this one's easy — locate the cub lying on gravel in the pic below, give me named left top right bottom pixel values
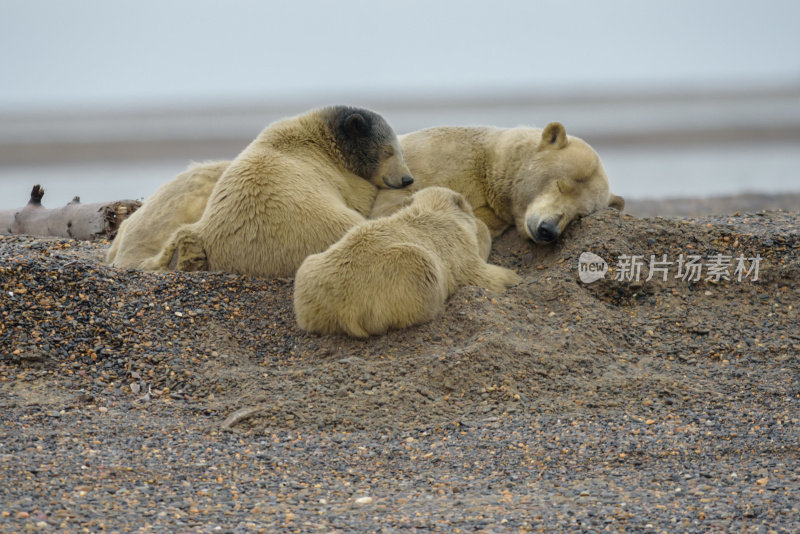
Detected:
left=294, top=187, right=521, bottom=337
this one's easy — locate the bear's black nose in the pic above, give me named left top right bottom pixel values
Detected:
left=401, top=175, right=414, bottom=187
left=535, top=221, right=558, bottom=243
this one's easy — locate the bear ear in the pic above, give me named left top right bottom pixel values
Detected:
left=539, top=122, right=568, bottom=150
left=451, top=192, right=472, bottom=213
left=343, top=113, right=370, bottom=139
left=608, top=194, right=625, bottom=211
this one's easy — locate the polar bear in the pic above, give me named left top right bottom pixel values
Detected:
left=294, top=187, right=521, bottom=338
left=105, top=160, right=229, bottom=269
left=370, top=122, right=624, bottom=244
left=152, top=106, right=413, bottom=277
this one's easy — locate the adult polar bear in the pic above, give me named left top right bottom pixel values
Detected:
left=371, top=122, right=624, bottom=243
left=152, top=105, right=413, bottom=277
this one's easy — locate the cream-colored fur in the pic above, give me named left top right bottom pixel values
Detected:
left=108, top=122, right=619, bottom=267
left=371, top=123, right=624, bottom=244
left=152, top=106, right=412, bottom=277
left=294, top=187, right=521, bottom=338
left=105, top=160, right=228, bottom=269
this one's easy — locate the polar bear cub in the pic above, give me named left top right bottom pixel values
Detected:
left=294, top=187, right=521, bottom=337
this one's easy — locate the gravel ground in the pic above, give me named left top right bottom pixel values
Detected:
left=1, top=199, right=799, bottom=532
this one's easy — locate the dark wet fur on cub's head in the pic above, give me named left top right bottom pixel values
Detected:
left=322, top=106, right=398, bottom=180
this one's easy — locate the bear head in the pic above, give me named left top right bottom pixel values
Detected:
left=409, top=186, right=476, bottom=217
left=406, top=187, right=485, bottom=250
left=510, top=122, right=624, bottom=244
left=327, top=106, right=414, bottom=190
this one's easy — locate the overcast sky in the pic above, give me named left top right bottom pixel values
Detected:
left=1, top=0, right=799, bottom=112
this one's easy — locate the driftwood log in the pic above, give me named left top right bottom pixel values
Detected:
left=0, top=185, right=141, bottom=241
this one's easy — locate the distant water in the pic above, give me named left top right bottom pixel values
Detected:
left=1, top=142, right=798, bottom=211
left=600, top=141, right=800, bottom=199
left=1, top=88, right=798, bottom=210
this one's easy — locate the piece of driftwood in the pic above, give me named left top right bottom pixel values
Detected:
left=0, top=185, right=141, bottom=240
left=220, top=406, right=264, bottom=430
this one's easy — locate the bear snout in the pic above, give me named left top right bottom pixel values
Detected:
left=384, top=174, right=414, bottom=189
left=528, top=218, right=559, bottom=244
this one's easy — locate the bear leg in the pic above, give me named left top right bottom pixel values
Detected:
left=144, top=226, right=207, bottom=272
left=474, top=219, right=493, bottom=261
left=171, top=232, right=207, bottom=271
left=473, top=206, right=511, bottom=238
left=369, top=189, right=414, bottom=219
left=472, top=263, right=522, bottom=293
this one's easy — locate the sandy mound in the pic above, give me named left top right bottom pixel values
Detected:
left=2, top=209, right=798, bottom=433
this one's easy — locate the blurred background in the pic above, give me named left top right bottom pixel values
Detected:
left=1, top=0, right=798, bottom=213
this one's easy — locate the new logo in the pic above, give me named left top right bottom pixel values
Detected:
left=578, top=252, right=608, bottom=283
